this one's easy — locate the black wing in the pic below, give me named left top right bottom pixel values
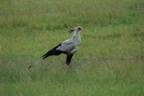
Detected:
left=42, top=43, right=65, bottom=59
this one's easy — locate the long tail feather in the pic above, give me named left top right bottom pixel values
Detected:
left=28, top=59, right=43, bottom=69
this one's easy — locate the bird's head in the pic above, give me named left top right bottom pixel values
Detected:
left=69, top=26, right=83, bottom=33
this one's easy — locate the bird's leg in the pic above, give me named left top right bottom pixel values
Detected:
left=66, top=53, right=73, bottom=65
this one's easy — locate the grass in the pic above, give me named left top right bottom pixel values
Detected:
left=0, top=0, right=144, bottom=96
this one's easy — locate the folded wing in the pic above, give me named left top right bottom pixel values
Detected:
left=42, top=43, right=64, bottom=59
left=56, top=39, right=75, bottom=53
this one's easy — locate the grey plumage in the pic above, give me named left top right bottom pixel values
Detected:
left=42, top=26, right=83, bottom=65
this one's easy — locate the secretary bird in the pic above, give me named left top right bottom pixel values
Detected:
left=42, top=26, right=83, bottom=65
left=28, top=26, right=83, bottom=68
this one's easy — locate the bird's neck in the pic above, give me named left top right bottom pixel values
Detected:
left=72, top=31, right=81, bottom=43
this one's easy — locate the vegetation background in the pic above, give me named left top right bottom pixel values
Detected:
left=0, top=0, right=144, bottom=96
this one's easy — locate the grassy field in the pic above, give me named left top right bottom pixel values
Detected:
left=0, top=0, right=144, bottom=96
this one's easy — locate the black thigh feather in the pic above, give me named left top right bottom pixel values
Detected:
left=66, top=54, right=73, bottom=65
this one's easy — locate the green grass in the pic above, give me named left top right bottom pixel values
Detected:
left=0, top=0, right=144, bottom=96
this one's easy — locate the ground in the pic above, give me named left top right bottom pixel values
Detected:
left=0, top=0, right=144, bottom=96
